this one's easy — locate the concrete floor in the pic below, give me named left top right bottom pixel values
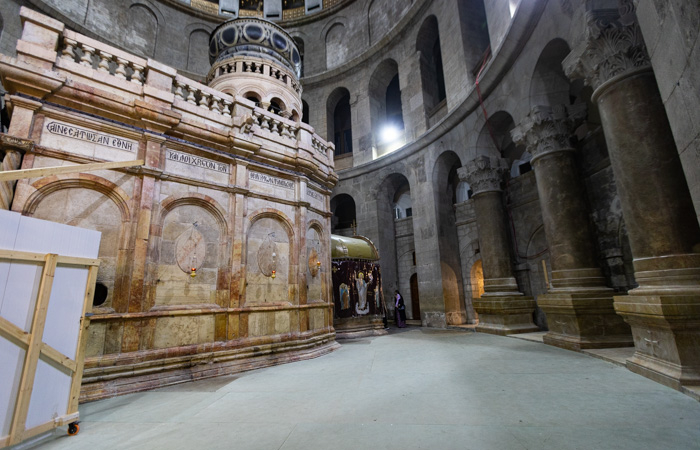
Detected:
left=31, top=328, right=700, bottom=450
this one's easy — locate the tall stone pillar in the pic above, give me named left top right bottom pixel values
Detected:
left=564, top=5, right=700, bottom=387
left=512, top=104, right=632, bottom=350
left=458, top=156, right=538, bottom=335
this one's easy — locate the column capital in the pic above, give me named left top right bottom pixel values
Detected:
left=563, top=3, right=650, bottom=93
left=458, top=156, right=508, bottom=196
left=511, top=104, right=586, bottom=163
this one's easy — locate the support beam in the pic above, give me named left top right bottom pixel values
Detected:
left=0, top=159, right=144, bottom=182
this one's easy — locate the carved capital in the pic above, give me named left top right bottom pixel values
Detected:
left=458, top=156, right=508, bottom=196
left=511, top=104, right=586, bottom=163
left=563, top=5, right=650, bottom=92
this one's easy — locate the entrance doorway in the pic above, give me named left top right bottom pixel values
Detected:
left=410, top=273, right=420, bottom=321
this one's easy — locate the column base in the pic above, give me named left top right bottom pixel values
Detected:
left=614, top=289, right=700, bottom=389
left=538, top=289, right=633, bottom=351
left=474, top=295, right=539, bottom=336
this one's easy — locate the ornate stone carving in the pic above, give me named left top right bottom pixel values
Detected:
left=563, top=5, right=651, bottom=92
left=511, top=104, right=587, bottom=163
left=457, top=156, right=508, bottom=196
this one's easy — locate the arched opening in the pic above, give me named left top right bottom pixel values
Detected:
left=327, top=87, right=353, bottom=158
left=470, top=260, right=484, bottom=300
left=302, top=100, right=310, bottom=124
left=377, top=173, right=417, bottom=321
left=433, top=151, right=468, bottom=325
left=476, top=111, right=528, bottom=177
left=410, top=273, right=420, bottom=322
left=458, top=0, right=491, bottom=75
left=530, top=39, right=572, bottom=107
left=416, top=16, right=447, bottom=123
left=330, top=194, right=356, bottom=235
left=244, top=91, right=261, bottom=106
left=369, top=59, right=404, bottom=157
left=268, top=97, right=285, bottom=115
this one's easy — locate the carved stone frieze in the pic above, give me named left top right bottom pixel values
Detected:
left=458, top=156, right=508, bottom=196
left=563, top=5, right=651, bottom=92
left=511, top=104, right=587, bottom=163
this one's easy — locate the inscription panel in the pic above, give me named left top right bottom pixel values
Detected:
left=248, top=171, right=296, bottom=201
left=40, top=119, right=138, bottom=161
left=164, top=149, right=230, bottom=184
left=306, top=188, right=324, bottom=210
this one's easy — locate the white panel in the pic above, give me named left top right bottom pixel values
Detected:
left=14, top=215, right=100, bottom=258
left=305, top=0, right=322, bottom=13
left=264, top=0, right=282, bottom=20
left=0, top=210, right=21, bottom=316
left=219, top=0, right=238, bottom=17
left=0, top=261, right=43, bottom=332
left=43, top=266, right=89, bottom=359
left=25, top=359, right=72, bottom=430
left=0, top=337, right=25, bottom=438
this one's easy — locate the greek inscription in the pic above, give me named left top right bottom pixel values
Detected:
left=249, top=171, right=294, bottom=190
left=46, top=121, right=135, bottom=152
left=306, top=189, right=323, bottom=202
left=166, top=150, right=229, bottom=173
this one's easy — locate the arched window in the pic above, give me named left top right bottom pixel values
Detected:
left=302, top=100, right=310, bottom=125
left=458, top=0, right=491, bottom=75
left=369, top=60, right=404, bottom=155
left=268, top=97, right=285, bottom=115
left=416, top=16, right=447, bottom=118
left=327, top=88, right=353, bottom=157
left=386, top=74, right=403, bottom=130
left=330, top=194, right=356, bottom=233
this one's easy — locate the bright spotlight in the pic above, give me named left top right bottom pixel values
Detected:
left=380, top=125, right=400, bottom=143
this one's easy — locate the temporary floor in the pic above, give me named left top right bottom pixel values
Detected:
left=27, top=328, right=700, bottom=450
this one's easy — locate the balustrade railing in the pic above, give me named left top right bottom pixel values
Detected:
left=173, top=75, right=234, bottom=118
left=208, top=57, right=302, bottom=96
left=60, top=30, right=146, bottom=85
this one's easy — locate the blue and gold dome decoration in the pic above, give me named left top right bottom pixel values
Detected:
left=209, top=18, right=301, bottom=78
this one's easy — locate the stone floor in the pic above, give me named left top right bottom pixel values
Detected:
left=27, top=328, right=700, bottom=450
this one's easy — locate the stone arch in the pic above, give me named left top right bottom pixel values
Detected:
left=187, top=28, right=211, bottom=73
left=529, top=38, right=573, bottom=108
left=432, top=150, right=468, bottom=325
left=324, top=20, right=348, bottom=70
left=475, top=110, right=524, bottom=164
left=326, top=86, right=352, bottom=156
left=376, top=172, right=414, bottom=317
left=153, top=194, right=229, bottom=309
left=21, top=175, right=132, bottom=353
left=243, top=209, right=296, bottom=306
left=330, top=193, right=356, bottom=234
left=125, top=2, right=160, bottom=58
left=305, top=220, right=326, bottom=303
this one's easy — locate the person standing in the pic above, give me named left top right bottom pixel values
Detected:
left=395, top=290, right=406, bottom=328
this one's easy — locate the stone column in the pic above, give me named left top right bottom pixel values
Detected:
left=564, top=5, right=700, bottom=388
left=511, top=104, right=632, bottom=350
left=0, top=135, right=34, bottom=210
left=458, top=156, right=537, bottom=335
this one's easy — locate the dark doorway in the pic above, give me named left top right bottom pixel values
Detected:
left=410, top=273, right=420, bottom=322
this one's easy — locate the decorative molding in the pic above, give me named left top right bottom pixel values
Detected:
left=511, top=104, right=587, bottom=163
left=458, top=156, right=508, bottom=196
left=563, top=6, right=650, bottom=92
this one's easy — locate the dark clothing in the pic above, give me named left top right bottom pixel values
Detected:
left=395, top=294, right=406, bottom=328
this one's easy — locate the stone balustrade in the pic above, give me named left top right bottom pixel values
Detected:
left=251, top=108, right=299, bottom=140
left=208, top=56, right=303, bottom=96
left=173, top=74, right=234, bottom=118
left=60, top=30, right=147, bottom=85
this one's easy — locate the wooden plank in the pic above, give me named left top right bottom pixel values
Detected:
left=67, top=265, right=99, bottom=415
left=40, top=343, right=77, bottom=373
left=0, top=159, right=144, bottom=182
left=56, top=255, right=101, bottom=267
left=0, top=316, right=30, bottom=348
left=8, top=254, right=58, bottom=446
left=0, top=249, right=46, bottom=263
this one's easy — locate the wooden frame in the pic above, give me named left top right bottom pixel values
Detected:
left=0, top=250, right=99, bottom=448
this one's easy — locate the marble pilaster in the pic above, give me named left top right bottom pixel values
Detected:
left=564, top=4, right=700, bottom=387
left=512, top=104, right=632, bottom=350
left=458, top=156, right=538, bottom=335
